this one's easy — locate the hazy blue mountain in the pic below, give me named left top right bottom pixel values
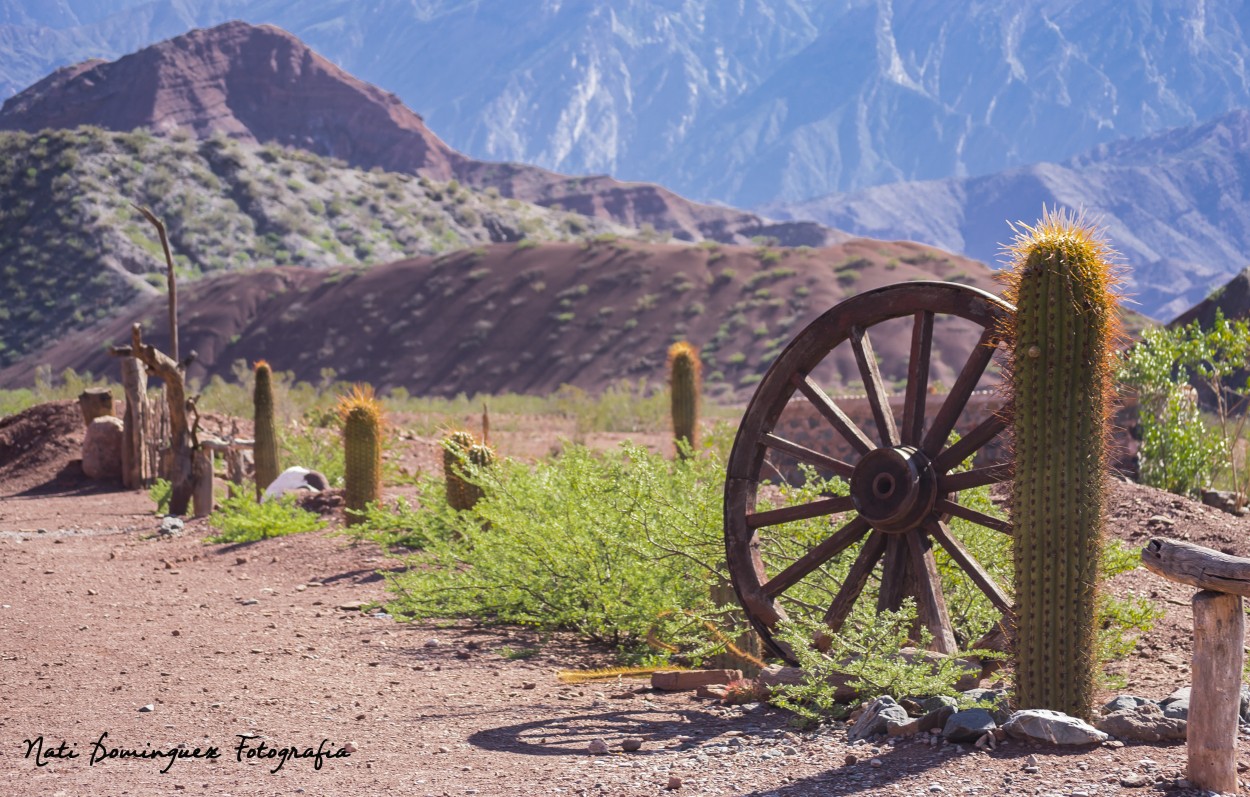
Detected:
left=5, top=1, right=1250, bottom=207
left=766, top=110, right=1250, bottom=321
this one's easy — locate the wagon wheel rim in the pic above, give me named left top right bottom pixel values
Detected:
left=724, top=281, right=1016, bottom=664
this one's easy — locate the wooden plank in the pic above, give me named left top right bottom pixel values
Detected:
left=921, top=327, right=998, bottom=455
left=823, top=531, right=888, bottom=631
left=901, top=311, right=934, bottom=446
left=941, top=462, right=1012, bottom=493
left=936, top=498, right=1013, bottom=535
left=1188, top=590, right=1244, bottom=794
left=927, top=520, right=1013, bottom=614
left=906, top=530, right=958, bottom=654
left=747, top=495, right=855, bottom=530
left=762, top=433, right=855, bottom=479
left=791, top=373, right=875, bottom=456
left=850, top=325, right=900, bottom=447
left=1141, top=538, right=1250, bottom=597
left=933, top=409, right=1009, bottom=473
left=762, top=515, right=870, bottom=598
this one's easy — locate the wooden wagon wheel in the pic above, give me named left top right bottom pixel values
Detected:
left=724, top=281, right=1015, bottom=664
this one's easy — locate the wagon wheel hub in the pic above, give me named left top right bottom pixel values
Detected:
left=849, top=446, right=936, bottom=533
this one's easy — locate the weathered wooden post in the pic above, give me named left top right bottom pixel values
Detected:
left=1141, top=538, right=1249, bottom=794
left=191, top=447, right=214, bottom=518
left=120, top=357, right=149, bottom=489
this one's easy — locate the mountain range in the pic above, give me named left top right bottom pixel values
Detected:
left=5, top=1, right=1250, bottom=208
left=766, top=109, right=1250, bottom=320
left=0, top=20, right=839, bottom=248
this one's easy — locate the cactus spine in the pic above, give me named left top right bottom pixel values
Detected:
left=252, top=360, right=280, bottom=500
left=667, top=341, right=701, bottom=458
left=443, top=430, right=493, bottom=510
left=1003, top=208, right=1121, bottom=720
left=338, top=385, right=384, bottom=525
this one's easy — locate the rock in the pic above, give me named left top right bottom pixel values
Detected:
left=1095, top=702, right=1187, bottom=742
left=82, top=416, right=124, bottom=480
left=78, top=387, right=115, bottom=425
left=1159, top=686, right=1191, bottom=720
left=844, top=753, right=858, bottom=765
left=1003, top=709, right=1108, bottom=745
left=1119, top=773, right=1149, bottom=788
left=1201, top=488, right=1245, bottom=515
left=696, top=684, right=729, bottom=699
left=651, top=669, right=741, bottom=691
left=921, top=695, right=959, bottom=713
left=159, top=516, right=184, bottom=536
left=587, top=739, right=609, bottom=755
left=423, top=638, right=440, bottom=647
left=869, top=758, right=883, bottom=768
left=849, top=696, right=910, bottom=742
left=1101, top=695, right=1154, bottom=715
left=338, top=600, right=367, bottom=611
left=890, top=704, right=956, bottom=737
left=138, top=704, right=155, bottom=712
left=943, top=708, right=997, bottom=743
left=343, top=741, right=357, bottom=753
left=960, top=687, right=1012, bottom=723
left=621, top=738, right=643, bottom=752
left=665, top=775, right=682, bottom=790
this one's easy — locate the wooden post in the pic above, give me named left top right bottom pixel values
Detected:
left=192, top=448, right=214, bottom=519
left=1189, top=590, right=1244, bottom=794
left=110, top=324, right=194, bottom=515
left=78, top=387, right=114, bottom=426
left=120, top=358, right=149, bottom=489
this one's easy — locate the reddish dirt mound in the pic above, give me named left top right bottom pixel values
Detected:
left=0, top=400, right=84, bottom=492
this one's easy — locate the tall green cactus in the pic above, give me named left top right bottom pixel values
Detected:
left=338, top=385, right=383, bottom=525
left=1003, top=208, right=1122, bottom=720
left=252, top=360, right=280, bottom=500
left=443, top=430, right=493, bottom=510
left=668, top=341, right=701, bottom=459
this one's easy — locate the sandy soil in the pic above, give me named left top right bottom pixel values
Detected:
left=1, top=401, right=1248, bottom=796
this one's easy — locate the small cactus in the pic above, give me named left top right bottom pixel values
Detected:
left=443, top=431, right=493, bottom=510
left=667, top=341, right=701, bottom=458
left=1001, top=208, right=1122, bottom=720
left=337, top=385, right=384, bottom=525
left=252, top=360, right=280, bottom=500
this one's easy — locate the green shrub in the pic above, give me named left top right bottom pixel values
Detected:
left=206, top=493, right=322, bottom=543
left=384, top=444, right=732, bottom=653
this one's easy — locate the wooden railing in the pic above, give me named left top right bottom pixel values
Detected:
left=1141, top=538, right=1248, bottom=793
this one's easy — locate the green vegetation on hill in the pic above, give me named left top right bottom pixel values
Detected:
left=0, top=126, right=622, bottom=367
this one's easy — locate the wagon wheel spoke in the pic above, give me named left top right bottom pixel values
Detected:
left=746, top=495, right=855, bottom=530
left=876, top=536, right=911, bottom=612
left=921, top=327, right=999, bottom=456
left=791, top=373, right=875, bottom=456
left=762, top=433, right=856, bottom=480
left=906, top=529, right=957, bottom=654
left=851, top=325, right=900, bottom=448
left=926, top=519, right=1013, bottom=615
left=901, top=311, right=934, bottom=446
left=933, top=408, right=1011, bottom=473
left=935, top=497, right=1013, bottom=535
left=823, top=530, right=888, bottom=632
left=940, top=462, right=1012, bottom=493
left=762, top=515, right=870, bottom=598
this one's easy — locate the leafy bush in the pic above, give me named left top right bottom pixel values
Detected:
left=384, top=444, right=732, bottom=654
left=206, top=493, right=322, bottom=543
left=1117, top=313, right=1249, bottom=498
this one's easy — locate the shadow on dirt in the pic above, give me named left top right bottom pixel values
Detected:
left=12, top=460, right=123, bottom=498
left=466, top=706, right=783, bottom=757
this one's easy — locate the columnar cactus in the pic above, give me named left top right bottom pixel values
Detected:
left=337, top=385, right=384, bottom=525
left=1002, top=208, right=1122, bottom=720
left=252, top=360, right=280, bottom=500
left=443, top=430, right=493, bottom=510
left=667, top=341, right=701, bottom=458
